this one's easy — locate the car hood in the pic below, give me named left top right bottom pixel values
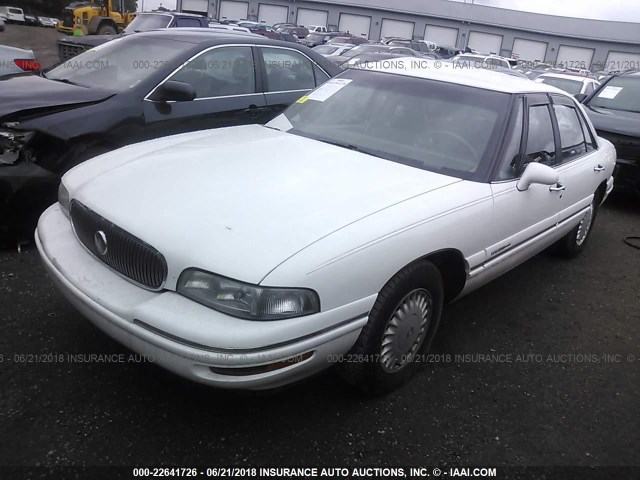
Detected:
left=58, top=35, right=118, bottom=48
left=68, top=125, right=461, bottom=285
left=0, top=75, right=114, bottom=120
left=584, top=104, right=640, bottom=138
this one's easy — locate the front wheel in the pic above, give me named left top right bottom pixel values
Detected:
left=338, top=261, right=444, bottom=394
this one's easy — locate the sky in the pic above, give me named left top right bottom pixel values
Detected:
left=138, top=0, right=640, bottom=22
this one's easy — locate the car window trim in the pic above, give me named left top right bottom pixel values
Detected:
left=490, top=94, right=525, bottom=183
left=144, top=44, right=260, bottom=103
left=516, top=94, right=559, bottom=173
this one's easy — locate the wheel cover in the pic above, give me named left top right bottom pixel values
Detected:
left=380, top=289, right=432, bottom=374
left=576, top=203, right=594, bottom=246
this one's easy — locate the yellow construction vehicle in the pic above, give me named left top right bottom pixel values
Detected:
left=56, top=0, right=136, bottom=36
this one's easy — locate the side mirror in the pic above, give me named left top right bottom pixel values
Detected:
left=517, top=162, right=559, bottom=191
left=574, top=93, right=588, bottom=103
left=155, top=80, right=196, bottom=102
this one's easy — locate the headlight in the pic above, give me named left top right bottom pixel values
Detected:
left=177, top=269, right=320, bottom=320
left=58, top=182, right=70, bottom=217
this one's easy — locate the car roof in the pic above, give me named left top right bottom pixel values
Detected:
left=368, top=58, right=572, bottom=95
left=137, top=28, right=265, bottom=42
left=537, top=72, right=590, bottom=82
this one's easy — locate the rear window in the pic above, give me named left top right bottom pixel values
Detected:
left=537, top=77, right=582, bottom=95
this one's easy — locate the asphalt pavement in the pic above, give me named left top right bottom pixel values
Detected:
left=0, top=194, right=638, bottom=469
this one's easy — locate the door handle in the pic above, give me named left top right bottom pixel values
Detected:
left=593, top=165, right=605, bottom=172
left=549, top=182, right=566, bottom=192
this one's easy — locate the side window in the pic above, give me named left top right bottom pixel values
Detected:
left=577, top=108, right=596, bottom=152
left=175, top=18, right=202, bottom=27
left=313, top=63, right=330, bottom=86
left=261, top=48, right=315, bottom=92
left=553, top=104, right=587, bottom=162
left=168, top=46, right=255, bottom=99
left=496, top=98, right=523, bottom=180
left=524, top=104, right=556, bottom=167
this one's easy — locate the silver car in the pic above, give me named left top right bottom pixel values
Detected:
left=0, top=45, right=39, bottom=78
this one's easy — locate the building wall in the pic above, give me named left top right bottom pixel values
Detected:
left=181, top=0, right=640, bottom=70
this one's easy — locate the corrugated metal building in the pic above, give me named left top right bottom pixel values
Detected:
left=176, top=0, right=640, bottom=71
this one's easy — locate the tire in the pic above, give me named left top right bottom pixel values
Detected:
left=97, top=24, right=116, bottom=35
left=338, top=261, right=444, bottom=394
left=555, top=193, right=600, bottom=258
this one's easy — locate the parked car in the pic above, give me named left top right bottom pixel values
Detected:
left=23, top=14, right=40, bottom=26
left=581, top=70, right=640, bottom=196
left=307, top=25, right=327, bottom=33
left=208, top=23, right=251, bottom=34
left=312, top=43, right=355, bottom=57
left=0, top=17, right=4, bottom=31
left=277, top=25, right=309, bottom=39
left=535, top=73, right=600, bottom=99
left=36, top=64, right=615, bottom=393
left=0, top=30, right=341, bottom=239
left=343, top=52, right=428, bottom=69
left=272, top=22, right=294, bottom=30
left=0, top=45, right=39, bottom=78
left=452, top=53, right=516, bottom=69
left=37, top=16, right=57, bottom=28
left=331, top=44, right=422, bottom=67
left=57, top=12, right=212, bottom=61
left=385, top=38, right=436, bottom=54
left=0, top=5, right=25, bottom=24
left=326, top=35, right=368, bottom=46
left=432, top=45, right=462, bottom=59
left=300, top=32, right=344, bottom=48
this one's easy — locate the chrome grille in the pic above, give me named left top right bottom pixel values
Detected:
left=58, top=42, right=87, bottom=61
left=70, top=200, right=167, bottom=290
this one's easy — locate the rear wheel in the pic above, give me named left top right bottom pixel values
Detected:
left=338, top=261, right=444, bottom=394
left=555, top=194, right=600, bottom=258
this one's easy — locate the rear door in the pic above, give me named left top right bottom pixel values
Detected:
left=549, top=94, right=604, bottom=222
left=257, top=46, right=331, bottom=118
left=143, top=45, right=269, bottom=139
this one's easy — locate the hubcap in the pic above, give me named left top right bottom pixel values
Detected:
left=380, top=289, right=432, bottom=374
left=576, top=204, right=594, bottom=246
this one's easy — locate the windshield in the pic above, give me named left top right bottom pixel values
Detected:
left=588, top=76, right=640, bottom=113
left=123, top=13, right=172, bottom=33
left=537, top=76, right=582, bottom=95
left=268, top=70, right=509, bottom=179
left=46, top=36, right=188, bottom=92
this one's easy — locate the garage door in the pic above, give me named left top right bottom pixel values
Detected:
left=512, top=38, right=547, bottom=62
left=181, top=0, right=208, bottom=15
left=258, top=4, right=288, bottom=25
left=219, top=0, right=248, bottom=21
left=424, top=25, right=458, bottom=47
left=296, top=8, right=327, bottom=29
left=605, top=51, right=640, bottom=72
left=468, top=31, right=502, bottom=55
left=556, top=45, right=594, bottom=70
left=339, top=13, right=371, bottom=39
left=380, top=19, right=414, bottom=40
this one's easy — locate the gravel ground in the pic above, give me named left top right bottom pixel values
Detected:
left=1, top=23, right=64, bottom=68
left=0, top=194, right=638, bottom=471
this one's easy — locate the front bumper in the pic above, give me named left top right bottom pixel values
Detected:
left=36, top=204, right=372, bottom=390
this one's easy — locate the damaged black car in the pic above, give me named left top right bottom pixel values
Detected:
left=0, top=29, right=340, bottom=242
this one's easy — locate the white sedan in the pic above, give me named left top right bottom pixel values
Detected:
left=36, top=62, right=616, bottom=393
